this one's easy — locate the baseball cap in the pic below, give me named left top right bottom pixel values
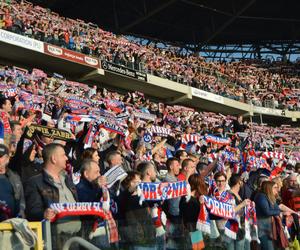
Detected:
left=0, top=144, right=9, bottom=157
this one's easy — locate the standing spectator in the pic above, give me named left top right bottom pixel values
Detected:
left=137, top=161, right=157, bottom=183
left=10, top=121, right=23, bottom=142
left=179, top=174, right=207, bottom=249
left=175, top=150, right=188, bottom=165
left=118, top=171, right=156, bottom=249
left=163, top=157, right=185, bottom=249
left=105, top=151, right=123, bottom=172
left=282, top=173, right=299, bottom=208
left=76, top=159, right=110, bottom=249
left=0, top=144, right=25, bottom=221
left=0, top=96, right=12, bottom=113
left=81, top=147, right=100, bottom=164
left=177, top=158, right=196, bottom=181
left=211, top=171, right=250, bottom=249
left=138, top=161, right=166, bottom=250
left=228, top=174, right=248, bottom=250
left=24, top=143, right=81, bottom=250
left=254, top=181, right=292, bottom=250
left=163, top=158, right=181, bottom=216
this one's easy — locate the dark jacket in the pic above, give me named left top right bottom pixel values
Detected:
left=254, top=192, right=280, bottom=218
left=0, top=169, right=25, bottom=220
left=6, top=169, right=25, bottom=213
left=76, top=178, right=102, bottom=203
left=76, top=177, right=103, bottom=238
left=179, top=196, right=200, bottom=232
left=24, top=170, right=78, bottom=221
left=118, top=190, right=156, bottom=246
left=9, top=129, right=42, bottom=183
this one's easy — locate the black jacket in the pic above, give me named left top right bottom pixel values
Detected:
left=24, top=170, right=78, bottom=221
left=9, top=128, right=42, bottom=183
left=117, top=190, right=156, bottom=246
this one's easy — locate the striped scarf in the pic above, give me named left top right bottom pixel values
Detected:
left=245, top=202, right=260, bottom=243
left=262, top=151, right=285, bottom=160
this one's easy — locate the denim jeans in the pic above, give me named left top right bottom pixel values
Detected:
left=259, top=235, right=274, bottom=250
left=226, top=238, right=245, bottom=250
left=156, top=235, right=166, bottom=250
left=131, top=245, right=156, bottom=250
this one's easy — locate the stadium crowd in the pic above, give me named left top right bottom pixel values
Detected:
left=1, top=0, right=300, bottom=110
left=0, top=63, right=300, bottom=250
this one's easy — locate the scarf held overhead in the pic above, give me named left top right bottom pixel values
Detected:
left=25, top=124, right=73, bottom=141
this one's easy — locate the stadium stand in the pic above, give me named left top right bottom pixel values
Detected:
left=1, top=0, right=300, bottom=110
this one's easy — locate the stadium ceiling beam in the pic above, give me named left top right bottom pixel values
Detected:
left=262, top=44, right=285, bottom=55
left=238, top=16, right=300, bottom=23
left=78, top=69, right=103, bottom=81
left=121, top=0, right=178, bottom=32
left=199, top=0, right=256, bottom=48
left=167, top=93, right=192, bottom=104
left=181, top=0, right=232, bottom=17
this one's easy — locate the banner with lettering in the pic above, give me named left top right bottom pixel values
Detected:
left=205, top=135, right=231, bottom=145
left=49, top=202, right=107, bottom=222
left=25, top=124, right=73, bottom=141
left=203, top=196, right=235, bottom=219
left=151, top=126, right=172, bottom=137
left=197, top=196, right=236, bottom=238
left=138, top=181, right=190, bottom=204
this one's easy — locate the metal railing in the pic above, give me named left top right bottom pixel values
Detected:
left=62, top=236, right=101, bottom=250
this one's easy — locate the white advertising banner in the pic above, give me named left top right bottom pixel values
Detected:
left=253, top=106, right=284, bottom=116
left=192, top=87, right=224, bottom=104
left=0, top=29, right=44, bottom=53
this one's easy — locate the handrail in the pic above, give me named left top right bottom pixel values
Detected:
left=62, top=236, right=100, bottom=250
left=0, top=222, right=43, bottom=250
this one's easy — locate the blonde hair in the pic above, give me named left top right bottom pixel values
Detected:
left=272, top=176, right=283, bottom=190
left=261, top=181, right=276, bottom=204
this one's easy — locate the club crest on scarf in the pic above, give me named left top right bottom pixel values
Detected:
left=138, top=181, right=188, bottom=202
left=157, top=182, right=172, bottom=200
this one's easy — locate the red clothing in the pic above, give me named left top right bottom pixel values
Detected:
left=281, top=187, right=294, bottom=208
left=290, top=196, right=300, bottom=212
left=177, top=173, right=186, bottom=181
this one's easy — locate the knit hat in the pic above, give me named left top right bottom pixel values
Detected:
left=0, top=144, right=9, bottom=157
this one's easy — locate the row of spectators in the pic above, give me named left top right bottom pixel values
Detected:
left=1, top=1, right=300, bottom=110
left=0, top=63, right=300, bottom=250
